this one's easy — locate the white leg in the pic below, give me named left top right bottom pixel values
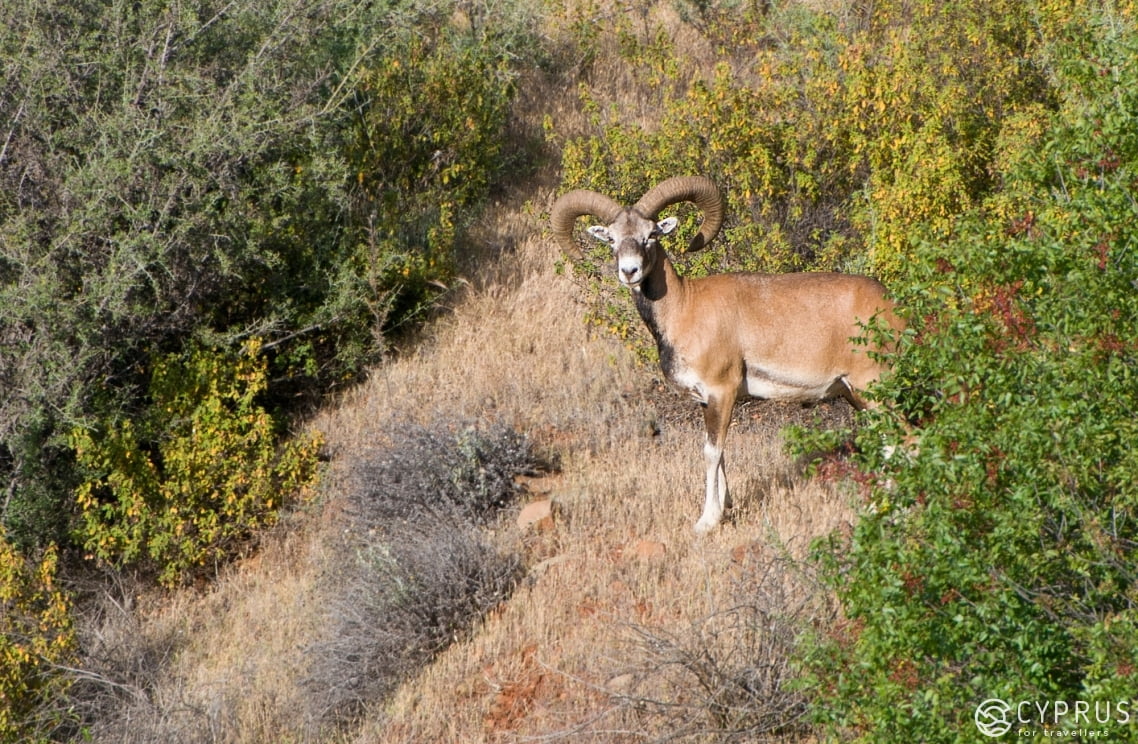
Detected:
left=718, top=456, right=731, bottom=512
left=694, top=392, right=736, bottom=535
left=695, top=439, right=728, bottom=534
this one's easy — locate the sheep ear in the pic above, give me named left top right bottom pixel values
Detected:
left=587, top=225, right=613, bottom=244
left=656, top=216, right=679, bottom=235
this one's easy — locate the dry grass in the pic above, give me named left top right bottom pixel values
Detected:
left=329, top=212, right=855, bottom=743
left=67, top=2, right=864, bottom=741
left=72, top=195, right=855, bottom=743
left=71, top=510, right=326, bottom=742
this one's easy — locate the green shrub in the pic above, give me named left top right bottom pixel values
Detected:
left=0, top=533, right=76, bottom=742
left=799, top=9, right=1138, bottom=740
left=72, top=340, right=323, bottom=586
left=1, top=0, right=539, bottom=557
left=553, top=0, right=1071, bottom=354
left=0, top=0, right=364, bottom=551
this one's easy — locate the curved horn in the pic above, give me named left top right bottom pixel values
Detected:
left=550, top=189, right=625, bottom=257
left=633, top=176, right=724, bottom=252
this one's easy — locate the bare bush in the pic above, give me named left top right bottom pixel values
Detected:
left=344, top=422, right=546, bottom=527
left=303, top=420, right=547, bottom=732
left=594, top=551, right=832, bottom=743
left=54, top=571, right=202, bottom=743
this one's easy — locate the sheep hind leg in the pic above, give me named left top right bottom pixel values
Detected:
left=828, top=375, right=873, bottom=411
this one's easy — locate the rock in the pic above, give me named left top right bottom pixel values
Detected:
left=516, top=498, right=554, bottom=531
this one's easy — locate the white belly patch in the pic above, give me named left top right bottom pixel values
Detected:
left=745, top=366, right=846, bottom=402
left=666, top=361, right=846, bottom=405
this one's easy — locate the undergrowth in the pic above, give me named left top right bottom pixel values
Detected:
left=302, top=421, right=547, bottom=733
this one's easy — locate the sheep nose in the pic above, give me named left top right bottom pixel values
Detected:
left=620, top=265, right=642, bottom=285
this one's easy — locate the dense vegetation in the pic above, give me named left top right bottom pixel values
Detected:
left=0, top=0, right=535, bottom=553
left=3, top=0, right=1137, bottom=739
left=804, top=15, right=1138, bottom=741
left=0, top=0, right=538, bottom=737
left=558, top=0, right=1067, bottom=344
left=561, top=0, right=1138, bottom=740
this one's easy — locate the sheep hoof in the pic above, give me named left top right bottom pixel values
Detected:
left=693, top=517, right=719, bottom=535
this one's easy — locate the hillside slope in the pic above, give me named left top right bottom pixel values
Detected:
left=77, top=185, right=857, bottom=742
left=64, top=2, right=862, bottom=739
left=328, top=199, right=856, bottom=743
left=55, top=1, right=1138, bottom=741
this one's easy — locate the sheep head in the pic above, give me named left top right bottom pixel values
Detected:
left=549, top=176, right=725, bottom=280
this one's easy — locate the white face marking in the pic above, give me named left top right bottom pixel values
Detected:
left=586, top=214, right=679, bottom=288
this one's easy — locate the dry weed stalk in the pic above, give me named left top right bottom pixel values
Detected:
left=527, top=549, right=835, bottom=744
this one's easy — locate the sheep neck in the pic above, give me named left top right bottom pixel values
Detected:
left=632, top=254, right=688, bottom=379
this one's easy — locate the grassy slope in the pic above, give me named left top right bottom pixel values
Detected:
left=337, top=201, right=854, bottom=743
left=76, top=4, right=860, bottom=741
left=85, top=193, right=857, bottom=743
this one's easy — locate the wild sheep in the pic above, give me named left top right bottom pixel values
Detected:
left=551, top=176, right=905, bottom=533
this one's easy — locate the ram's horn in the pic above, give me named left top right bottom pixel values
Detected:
left=549, top=189, right=625, bottom=258
left=633, top=176, right=724, bottom=252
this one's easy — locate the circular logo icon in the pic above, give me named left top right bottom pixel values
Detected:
left=975, top=698, right=1014, bottom=738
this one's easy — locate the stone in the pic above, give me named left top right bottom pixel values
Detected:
left=516, top=498, right=554, bottom=531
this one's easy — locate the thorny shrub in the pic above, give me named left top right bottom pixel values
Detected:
left=1, top=0, right=538, bottom=555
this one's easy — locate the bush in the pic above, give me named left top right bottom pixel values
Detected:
left=553, top=0, right=1067, bottom=355
left=339, top=0, right=542, bottom=341
left=0, top=0, right=360, bottom=549
left=71, top=340, right=323, bottom=587
left=304, top=422, right=545, bottom=729
left=799, top=8, right=1138, bottom=740
left=1, top=0, right=539, bottom=559
left=345, top=423, right=545, bottom=528
left=0, top=532, right=77, bottom=742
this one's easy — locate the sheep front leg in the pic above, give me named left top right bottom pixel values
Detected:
left=694, top=391, right=735, bottom=535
